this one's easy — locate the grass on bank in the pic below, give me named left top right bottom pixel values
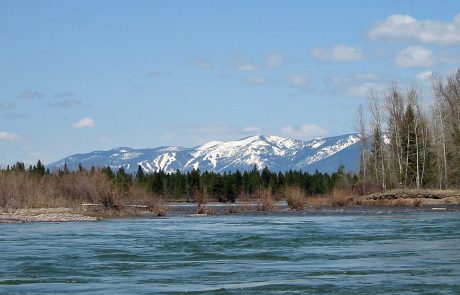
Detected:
left=0, top=171, right=168, bottom=216
left=2, top=170, right=458, bottom=217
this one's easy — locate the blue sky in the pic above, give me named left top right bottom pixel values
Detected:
left=1, top=0, right=459, bottom=165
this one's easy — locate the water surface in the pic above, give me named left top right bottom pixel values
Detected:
left=1, top=212, right=460, bottom=294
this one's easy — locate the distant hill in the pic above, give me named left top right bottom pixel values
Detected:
left=47, top=134, right=362, bottom=174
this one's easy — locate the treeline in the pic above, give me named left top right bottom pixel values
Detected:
left=117, top=165, right=354, bottom=202
left=356, top=69, right=460, bottom=191
left=1, top=160, right=355, bottom=207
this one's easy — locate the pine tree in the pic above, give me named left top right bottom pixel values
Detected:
left=151, top=171, right=165, bottom=195
left=369, top=125, right=385, bottom=189
left=187, top=169, right=201, bottom=197
left=401, top=104, right=417, bottom=187
left=34, top=160, right=46, bottom=176
left=136, top=165, right=145, bottom=183
left=173, top=170, right=185, bottom=199
left=261, top=167, right=271, bottom=188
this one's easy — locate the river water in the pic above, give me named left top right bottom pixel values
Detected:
left=1, top=212, right=460, bottom=294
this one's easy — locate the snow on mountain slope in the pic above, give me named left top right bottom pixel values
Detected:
left=47, top=134, right=362, bottom=174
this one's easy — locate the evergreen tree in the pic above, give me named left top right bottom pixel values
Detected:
left=63, top=163, right=69, bottom=175
left=368, top=124, right=385, bottom=190
left=101, top=166, right=114, bottom=179
left=187, top=168, right=201, bottom=196
left=78, top=163, right=84, bottom=173
left=116, top=167, right=132, bottom=192
left=173, top=170, right=186, bottom=199
left=261, top=167, right=271, bottom=188
left=32, top=160, right=46, bottom=176
left=151, top=171, right=165, bottom=195
left=136, top=165, right=145, bottom=183
left=234, top=170, right=243, bottom=195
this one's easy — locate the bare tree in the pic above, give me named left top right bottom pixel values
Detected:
left=408, top=88, right=421, bottom=189
left=433, top=69, right=460, bottom=187
left=354, top=105, right=368, bottom=193
left=356, top=69, right=460, bottom=191
left=432, top=91, right=448, bottom=188
left=368, top=91, right=386, bottom=190
left=384, top=84, right=405, bottom=187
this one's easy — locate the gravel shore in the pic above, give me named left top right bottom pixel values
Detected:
left=2, top=193, right=460, bottom=223
left=0, top=208, right=99, bottom=224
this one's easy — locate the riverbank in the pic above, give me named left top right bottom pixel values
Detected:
left=2, top=189, right=460, bottom=223
left=2, top=202, right=460, bottom=224
left=355, top=189, right=460, bottom=206
left=0, top=208, right=100, bottom=223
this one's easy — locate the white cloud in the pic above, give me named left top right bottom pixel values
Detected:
left=395, top=46, right=434, bottom=68
left=344, top=82, right=386, bottom=98
left=367, top=13, right=460, bottom=45
left=53, top=91, right=75, bottom=98
left=0, top=131, right=20, bottom=141
left=328, top=73, right=385, bottom=98
left=265, top=53, right=284, bottom=68
left=48, top=99, right=82, bottom=108
left=0, top=102, right=15, bottom=110
left=243, top=76, right=268, bottom=86
left=415, top=71, right=433, bottom=81
left=237, top=62, right=259, bottom=72
left=280, top=124, right=329, bottom=140
left=16, top=90, right=44, bottom=99
left=311, top=45, right=364, bottom=62
left=242, top=126, right=264, bottom=133
left=439, top=51, right=460, bottom=64
left=72, top=117, right=95, bottom=128
left=161, top=123, right=332, bottom=147
left=286, top=74, right=308, bottom=87
left=194, top=58, right=213, bottom=69
left=161, top=124, right=262, bottom=145
left=351, top=73, right=380, bottom=81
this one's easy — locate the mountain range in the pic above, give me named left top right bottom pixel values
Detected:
left=47, top=134, right=362, bottom=174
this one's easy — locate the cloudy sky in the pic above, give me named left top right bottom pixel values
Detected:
left=1, top=0, right=459, bottom=165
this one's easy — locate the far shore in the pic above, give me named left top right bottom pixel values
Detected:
left=1, top=190, right=460, bottom=224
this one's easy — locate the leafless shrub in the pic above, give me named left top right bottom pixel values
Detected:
left=392, top=198, right=409, bottom=206
left=257, top=189, right=276, bottom=212
left=304, top=196, right=329, bottom=208
left=237, top=192, right=255, bottom=202
left=327, top=189, right=353, bottom=207
left=195, top=186, right=209, bottom=207
left=285, top=187, right=306, bottom=210
left=226, top=206, right=241, bottom=214
left=127, top=186, right=169, bottom=216
left=413, top=198, right=423, bottom=207
left=90, top=173, right=122, bottom=209
left=196, top=205, right=216, bottom=215
left=150, top=198, right=169, bottom=216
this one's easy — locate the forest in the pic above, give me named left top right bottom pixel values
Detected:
left=356, top=69, right=460, bottom=192
left=0, top=159, right=354, bottom=209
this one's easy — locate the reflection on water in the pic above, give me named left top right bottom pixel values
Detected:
left=1, top=213, right=460, bottom=294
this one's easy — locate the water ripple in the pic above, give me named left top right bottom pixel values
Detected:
left=1, top=212, right=459, bottom=294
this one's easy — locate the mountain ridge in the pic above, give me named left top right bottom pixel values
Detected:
left=47, top=133, right=362, bottom=174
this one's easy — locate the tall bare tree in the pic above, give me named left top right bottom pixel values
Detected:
left=354, top=105, right=368, bottom=193
left=368, top=92, right=386, bottom=190
left=384, top=84, right=405, bottom=187
left=433, top=69, right=460, bottom=187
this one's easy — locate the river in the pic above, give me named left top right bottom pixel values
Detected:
left=1, top=212, right=459, bottom=294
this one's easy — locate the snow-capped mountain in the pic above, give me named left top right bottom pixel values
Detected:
left=47, top=134, right=362, bottom=174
